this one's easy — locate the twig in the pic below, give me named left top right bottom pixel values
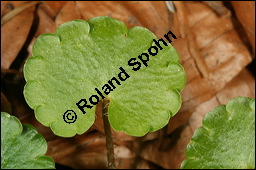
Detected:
left=102, top=98, right=116, bottom=169
left=1, top=1, right=41, bottom=26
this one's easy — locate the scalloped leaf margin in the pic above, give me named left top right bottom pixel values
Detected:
left=1, top=112, right=55, bottom=169
left=181, top=97, right=255, bottom=169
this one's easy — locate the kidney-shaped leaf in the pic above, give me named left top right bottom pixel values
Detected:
left=1, top=112, right=55, bottom=169
left=24, top=16, right=186, bottom=137
left=181, top=97, right=255, bottom=169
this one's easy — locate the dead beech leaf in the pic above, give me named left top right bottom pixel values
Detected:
left=215, top=69, right=255, bottom=104
left=69, top=1, right=170, bottom=37
left=48, top=129, right=154, bottom=169
left=1, top=1, right=24, bottom=17
left=203, top=1, right=229, bottom=16
left=27, top=7, right=56, bottom=56
left=171, top=1, right=252, bottom=113
left=1, top=1, right=40, bottom=26
left=55, top=1, right=81, bottom=27
left=165, top=1, right=253, bottom=136
left=43, top=1, right=67, bottom=16
left=132, top=125, right=192, bottom=169
left=1, top=1, right=35, bottom=69
left=231, top=1, right=255, bottom=54
left=38, top=1, right=67, bottom=19
left=35, top=7, right=56, bottom=37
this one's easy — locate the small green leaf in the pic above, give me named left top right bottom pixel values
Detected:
left=1, top=112, right=55, bottom=169
left=181, top=97, right=255, bottom=169
left=24, top=16, right=186, bottom=137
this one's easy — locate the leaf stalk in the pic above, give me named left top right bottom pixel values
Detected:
left=102, top=98, right=116, bottom=169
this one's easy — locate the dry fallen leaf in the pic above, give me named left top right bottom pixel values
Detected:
left=231, top=1, right=255, bottom=55
left=1, top=1, right=35, bottom=69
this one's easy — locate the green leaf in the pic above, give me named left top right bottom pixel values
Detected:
left=1, top=112, right=55, bottom=169
left=23, top=16, right=186, bottom=137
left=181, top=97, right=255, bottom=169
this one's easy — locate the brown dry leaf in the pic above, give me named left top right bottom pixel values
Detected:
left=55, top=1, right=82, bottom=27
left=171, top=1, right=252, bottom=123
left=215, top=69, right=255, bottom=103
left=56, top=1, right=170, bottom=37
left=165, top=1, right=252, bottom=135
left=36, top=7, right=56, bottom=37
left=27, top=5, right=56, bottom=56
left=1, top=1, right=31, bottom=17
left=1, top=1, right=35, bottom=69
left=39, top=1, right=67, bottom=19
left=203, top=1, right=230, bottom=16
left=231, top=1, right=255, bottom=54
left=26, top=4, right=56, bottom=59
left=48, top=129, right=159, bottom=169
left=43, top=1, right=67, bottom=13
